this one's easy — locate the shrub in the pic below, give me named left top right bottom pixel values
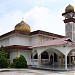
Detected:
left=13, top=55, right=27, bottom=68
left=0, top=57, right=9, bottom=68
left=0, top=46, right=8, bottom=58
left=10, top=63, right=14, bottom=68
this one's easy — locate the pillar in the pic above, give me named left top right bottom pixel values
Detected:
left=38, top=54, right=41, bottom=66
left=61, top=54, right=63, bottom=66
left=65, top=55, right=67, bottom=70
left=72, top=56, right=74, bottom=65
left=71, top=51, right=74, bottom=65
left=58, top=55, right=59, bottom=67
left=69, top=53, right=71, bottom=65
left=53, top=53, right=54, bottom=68
left=32, top=50, right=34, bottom=67
left=49, top=54, right=51, bottom=65
left=32, top=56, right=34, bottom=67
left=16, top=49, right=18, bottom=58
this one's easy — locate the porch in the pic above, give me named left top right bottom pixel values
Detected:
left=31, top=45, right=75, bottom=70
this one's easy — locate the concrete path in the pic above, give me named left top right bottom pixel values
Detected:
left=0, top=69, right=74, bottom=75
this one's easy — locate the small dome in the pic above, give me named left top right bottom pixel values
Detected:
left=15, top=21, right=31, bottom=32
left=65, top=4, right=74, bottom=13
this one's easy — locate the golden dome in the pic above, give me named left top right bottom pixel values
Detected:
left=15, top=20, right=31, bottom=32
left=65, top=4, right=74, bottom=13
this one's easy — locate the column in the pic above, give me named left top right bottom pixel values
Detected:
left=72, top=56, right=74, bottom=65
left=69, top=53, right=71, bottom=65
left=65, top=55, right=67, bottom=70
left=49, top=54, right=51, bottom=65
left=58, top=55, right=59, bottom=67
left=32, top=50, right=34, bottom=67
left=38, top=54, right=41, bottom=66
left=16, top=49, right=18, bottom=58
left=61, top=54, right=63, bottom=66
left=53, top=54, right=54, bottom=68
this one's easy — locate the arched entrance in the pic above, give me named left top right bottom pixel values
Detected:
left=67, top=49, right=75, bottom=66
left=41, top=51, right=49, bottom=65
left=31, top=50, right=38, bottom=66
left=38, top=48, right=65, bottom=68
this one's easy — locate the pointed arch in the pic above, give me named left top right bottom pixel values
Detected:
left=41, top=51, right=49, bottom=59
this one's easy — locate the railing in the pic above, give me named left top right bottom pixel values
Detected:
left=41, top=59, right=49, bottom=65
left=31, top=59, right=49, bottom=65
left=31, top=59, right=38, bottom=65
left=31, top=59, right=38, bottom=62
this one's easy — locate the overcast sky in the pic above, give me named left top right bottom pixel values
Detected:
left=0, top=0, right=74, bottom=35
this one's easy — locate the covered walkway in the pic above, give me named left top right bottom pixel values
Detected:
left=31, top=38, right=75, bottom=70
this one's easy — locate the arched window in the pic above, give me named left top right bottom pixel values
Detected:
left=41, top=51, right=49, bottom=59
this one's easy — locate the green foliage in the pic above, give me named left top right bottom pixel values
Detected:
left=10, top=63, right=14, bottom=68
left=12, top=55, right=27, bottom=68
left=0, top=57, right=9, bottom=68
left=0, top=46, right=8, bottom=58
left=0, top=46, right=9, bottom=68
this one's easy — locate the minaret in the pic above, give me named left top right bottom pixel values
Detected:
left=62, top=4, right=75, bottom=41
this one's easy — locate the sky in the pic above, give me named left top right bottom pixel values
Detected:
left=0, top=0, right=75, bottom=36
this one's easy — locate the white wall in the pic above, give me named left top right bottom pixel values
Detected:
left=18, top=50, right=32, bottom=65
left=9, top=34, right=30, bottom=46
left=0, top=37, right=9, bottom=47
left=30, top=35, right=39, bottom=46
left=10, top=50, right=17, bottom=63
left=40, top=35, right=51, bottom=43
left=0, top=34, right=39, bottom=47
left=30, top=35, right=53, bottom=46
left=10, top=49, right=32, bottom=65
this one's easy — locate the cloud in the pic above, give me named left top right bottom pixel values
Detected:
left=0, top=6, right=65, bottom=36
left=24, top=6, right=65, bottom=35
left=0, top=11, right=24, bottom=35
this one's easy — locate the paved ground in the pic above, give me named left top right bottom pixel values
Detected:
left=0, top=69, right=75, bottom=75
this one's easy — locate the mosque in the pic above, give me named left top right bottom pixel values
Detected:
left=0, top=4, right=75, bottom=70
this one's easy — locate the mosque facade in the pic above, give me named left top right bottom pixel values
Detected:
left=0, top=4, right=75, bottom=70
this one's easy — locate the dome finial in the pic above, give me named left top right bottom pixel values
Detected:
left=15, top=20, right=31, bottom=33
left=22, top=17, right=24, bottom=21
left=65, top=4, right=74, bottom=13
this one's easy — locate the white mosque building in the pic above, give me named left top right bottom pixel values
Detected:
left=0, top=4, right=75, bottom=70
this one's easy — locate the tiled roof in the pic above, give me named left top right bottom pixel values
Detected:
left=0, top=30, right=29, bottom=39
left=30, top=30, right=65, bottom=38
left=0, top=30, right=65, bottom=39
left=33, top=38, right=75, bottom=48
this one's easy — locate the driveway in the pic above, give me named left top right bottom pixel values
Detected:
left=0, top=69, right=74, bottom=75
